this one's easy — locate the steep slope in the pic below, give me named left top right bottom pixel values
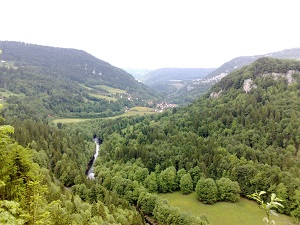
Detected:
left=206, top=47, right=300, bottom=79
left=0, top=41, right=159, bottom=119
left=0, top=41, right=156, bottom=97
left=176, top=48, right=300, bottom=104
left=96, top=57, right=300, bottom=218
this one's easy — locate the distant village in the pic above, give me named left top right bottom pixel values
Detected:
left=187, top=72, right=227, bottom=91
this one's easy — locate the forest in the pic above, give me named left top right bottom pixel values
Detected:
left=0, top=41, right=161, bottom=120
left=1, top=45, right=300, bottom=225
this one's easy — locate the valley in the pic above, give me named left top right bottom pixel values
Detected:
left=2, top=42, right=300, bottom=225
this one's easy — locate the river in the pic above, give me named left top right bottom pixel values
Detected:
left=86, top=138, right=101, bottom=179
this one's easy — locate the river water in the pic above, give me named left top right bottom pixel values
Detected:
left=86, top=138, right=100, bottom=179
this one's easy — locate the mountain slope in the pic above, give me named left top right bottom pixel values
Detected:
left=0, top=41, right=159, bottom=119
left=206, top=47, right=300, bottom=79
left=0, top=41, right=156, bottom=96
left=142, top=68, right=215, bottom=84
left=176, top=47, right=300, bottom=104
left=96, top=57, right=300, bottom=218
left=136, top=68, right=215, bottom=103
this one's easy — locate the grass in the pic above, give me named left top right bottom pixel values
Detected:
left=0, top=90, right=24, bottom=98
left=159, top=192, right=295, bottom=225
left=51, top=118, right=93, bottom=124
left=52, top=107, right=156, bottom=124
left=88, top=93, right=117, bottom=101
left=130, top=106, right=154, bottom=112
left=79, top=84, right=94, bottom=91
left=106, top=107, right=156, bottom=119
left=95, top=85, right=126, bottom=94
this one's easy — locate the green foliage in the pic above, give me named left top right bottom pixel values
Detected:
left=180, top=173, right=194, bottom=195
left=216, top=177, right=240, bottom=202
left=0, top=200, right=25, bottom=225
left=159, top=166, right=177, bottom=193
left=3, top=50, right=300, bottom=224
left=196, top=178, right=218, bottom=204
left=97, top=57, right=300, bottom=218
left=144, top=172, right=158, bottom=193
left=0, top=41, right=159, bottom=120
left=248, top=191, right=284, bottom=225
left=137, top=192, right=158, bottom=215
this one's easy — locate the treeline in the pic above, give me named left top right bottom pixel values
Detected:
left=73, top=159, right=209, bottom=224
left=0, top=111, right=148, bottom=224
left=0, top=65, right=148, bottom=119
left=92, top=58, right=300, bottom=219
left=0, top=41, right=158, bottom=100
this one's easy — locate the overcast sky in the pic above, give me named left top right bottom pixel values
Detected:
left=1, top=0, right=300, bottom=69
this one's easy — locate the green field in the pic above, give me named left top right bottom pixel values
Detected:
left=104, top=107, right=155, bottom=119
left=52, top=107, right=156, bottom=124
left=95, top=85, right=126, bottom=94
left=88, top=93, right=117, bottom=101
left=0, top=90, right=24, bottom=98
left=159, top=192, right=295, bottom=225
left=51, top=118, right=93, bottom=124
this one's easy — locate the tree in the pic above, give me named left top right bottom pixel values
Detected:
left=143, top=172, right=158, bottom=193
left=195, top=178, right=218, bottom=204
left=216, top=177, right=240, bottom=202
left=137, top=192, right=158, bottom=215
left=180, top=173, right=193, bottom=195
left=158, top=166, right=177, bottom=193
left=248, top=191, right=284, bottom=225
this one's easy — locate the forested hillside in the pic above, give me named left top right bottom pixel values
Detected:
left=133, top=68, right=215, bottom=104
left=177, top=47, right=300, bottom=104
left=0, top=41, right=159, bottom=120
left=88, top=58, right=300, bottom=222
left=141, top=68, right=214, bottom=89
left=2, top=52, right=300, bottom=224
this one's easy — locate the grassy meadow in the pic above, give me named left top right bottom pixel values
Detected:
left=159, top=192, right=296, bottom=225
left=51, top=118, right=93, bottom=124
left=95, top=85, right=127, bottom=94
left=52, top=107, right=155, bottom=124
left=88, top=93, right=117, bottom=101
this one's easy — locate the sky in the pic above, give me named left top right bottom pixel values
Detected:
left=1, top=0, right=300, bottom=69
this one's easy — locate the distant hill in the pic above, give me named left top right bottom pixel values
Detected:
left=206, top=48, right=300, bottom=79
left=0, top=41, right=159, bottom=119
left=173, top=47, right=300, bottom=104
left=123, top=68, right=152, bottom=81
left=138, top=68, right=215, bottom=95
left=143, top=68, right=215, bottom=84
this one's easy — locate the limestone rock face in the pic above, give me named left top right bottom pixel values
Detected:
left=243, top=78, right=257, bottom=93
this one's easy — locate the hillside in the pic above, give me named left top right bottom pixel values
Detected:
left=135, top=68, right=214, bottom=104
left=176, top=47, right=300, bottom=104
left=123, top=68, right=152, bottom=81
left=142, top=68, right=215, bottom=84
left=91, top=58, right=300, bottom=222
left=0, top=41, right=160, bottom=119
left=206, top=47, right=300, bottom=79
left=2, top=57, right=300, bottom=224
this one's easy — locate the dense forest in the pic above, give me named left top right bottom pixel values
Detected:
left=2, top=43, right=300, bottom=225
left=90, top=58, right=300, bottom=221
left=179, top=47, right=300, bottom=105
left=0, top=41, right=160, bottom=120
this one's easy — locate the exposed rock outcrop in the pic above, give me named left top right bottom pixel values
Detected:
left=243, top=78, right=257, bottom=93
left=210, top=89, right=223, bottom=98
left=262, top=70, right=298, bottom=85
